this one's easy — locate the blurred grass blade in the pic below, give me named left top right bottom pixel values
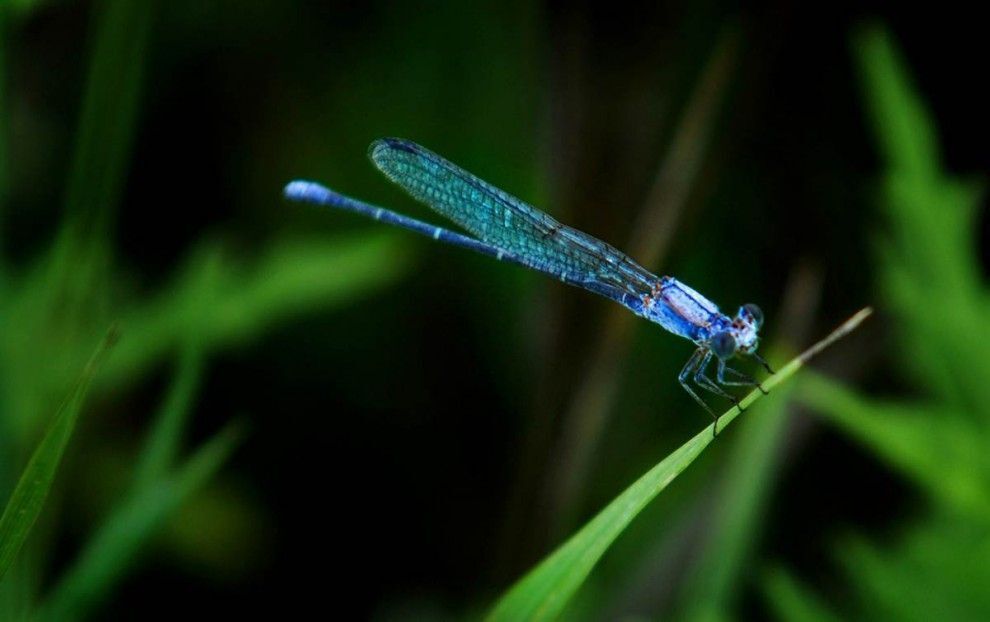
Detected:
left=835, top=533, right=959, bottom=621
left=854, top=23, right=986, bottom=411
left=550, top=28, right=741, bottom=526
left=853, top=23, right=938, bottom=181
left=61, top=0, right=153, bottom=240
left=132, top=344, right=206, bottom=490
left=100, top=233, right=409, bottom=386
left=38, top=422, right=243, bottom=621
left=0, top=330, right=116, bottom=582
left=5, top=1, right=54, bottom=17
left=47, top=0, right=154, bottom=330
left=487, top=309, right=872, bottom=621
left=764, top=23, right=990, bottom=622
left=0, top=5, right=9, bottom=231
left=799, top=373, right=990, bottom=519
left=835, top=521, right=990, bottom=620
left=762, top=567, right=842, bottom=622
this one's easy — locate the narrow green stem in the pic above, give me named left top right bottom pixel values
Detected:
left=487, top=307, right=873, bottom=622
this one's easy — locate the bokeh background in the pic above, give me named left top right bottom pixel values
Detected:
left=1, top=1, right=988, bottom=620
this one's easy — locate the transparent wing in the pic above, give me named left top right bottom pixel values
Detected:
left=369, top=138, right=658, bottom=295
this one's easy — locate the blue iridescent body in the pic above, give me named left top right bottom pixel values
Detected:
left=285, top=138, right=773, bottom=435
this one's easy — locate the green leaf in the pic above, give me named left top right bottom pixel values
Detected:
left=0, top=5, right=9, bottom=238
left=852, top=23, right=939, bottom=182
left=37, top=422, right=244, bottom=621
left=799, top=373, right=990, bottom=519
left=835, top=527, right=990, bottom=622
left=60, top=0, right=153, bottom=238
left=762, top=567, right=842, bottom=622
left=4, top=0, right=55, bottom=17
left=43, top=0, right=155, bottom=332
left=0, top=330, right=116, bottom=582
left=676, top=360, right=797, bottom=621
left=131, top=344, right=206, bottom=490
left=100, top=233, right=410, bottom=386
left=854, top=23, right=986, bottom=410
left=486, top=309, right=872, bottom=622
left=764, top=23, right=990, bottom=622
left=0, top=0, right=154, bottom=443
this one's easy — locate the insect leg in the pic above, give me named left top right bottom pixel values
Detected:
left=750, top=351, right=776, bottom=375
left=717, top=359, right=770, bottom=395
left=678, top=348, right=721, bottom=437
left=693, top=352, right=743, bottom=412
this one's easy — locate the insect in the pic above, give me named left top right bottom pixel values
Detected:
left=285, top=138, right=773, bottom=436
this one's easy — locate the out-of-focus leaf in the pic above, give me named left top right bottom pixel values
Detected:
left=853, top=23, right=938, bottom=182
left=0, top=0, right=154, bottom=441
left=874, top=175, right=987, bottom=411
left=0, top=4, right=8, bottom=230
left=160, top=482, right=267, bottom=578
left=854, top=24, right=987, bottom=410
left=37, top=422, right=243, bottom=621
left=487, top=310, right=871, bottom=621
left=800, top=372, right=990, bottom=519
left=0, top=331, right=115, bottom=582
left=5, top=0, right=55, bottom=17
left=771, top=22, right=990, bottom=622
left=762, top=567, right=842, bottom=622
left=0, top=552, right=35, bottom=622
left=135, top=345, right=264, bottom=578
left=131, top=344, right=205, bottom=490
left=58, top=0, right=153, bottom=242
left=836, top=525, right=990, bottom=622
left=101, top=234, right=409, bottom=385
left=1, top=233, right=407, bottom=444
left=45, top=0, right=153, bottom=345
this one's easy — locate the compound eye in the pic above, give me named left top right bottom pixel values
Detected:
left=711, top=331, right=737, bottom=359
left=742, top=303, right=764, bottom=329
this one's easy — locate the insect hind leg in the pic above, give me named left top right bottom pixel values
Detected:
left=717, top=359, right=769, bottom=395
left=678, top=348, right=722, bottom=438
left=693, top=352, right=743, bottom=412
left=750, top=352, right=776, bottom=375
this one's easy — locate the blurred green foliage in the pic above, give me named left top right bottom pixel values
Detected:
left=0, top=331, right=112, bottom=584
left=490, top=19, right=986, bottom=622
left=766, top=24, right=990, bottom=622
left=0, top=1, right=404, bottom=619
left=1, top=0, right=985, bottom=619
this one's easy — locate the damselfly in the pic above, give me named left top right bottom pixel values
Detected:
left=285, top=138, right=773, bottom=435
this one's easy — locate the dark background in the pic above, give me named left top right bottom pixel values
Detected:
left=2, top=1, right=987, bottom=619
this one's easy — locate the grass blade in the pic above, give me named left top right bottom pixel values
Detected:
left=131, top=344, right=205, bottom=490
left=853, top=23, right=939, bottom=181
left=799, top=373, right=990, bottom=519
left=487, top=308, right=872, bottom=622
left=43, top=0, right=155, bottom=333
left=762, top=567, right=842, bottom=622
left=0, top=330, right=117, bottom=582
left=38, top=422, right=243, bottom=621
left=676, top=371, right=797, bottom=621
left=61, top=0, right=153, bottom=238
left=0, top=5, right=9, bottom=242
left=101, top=234, right=408, bottom=386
